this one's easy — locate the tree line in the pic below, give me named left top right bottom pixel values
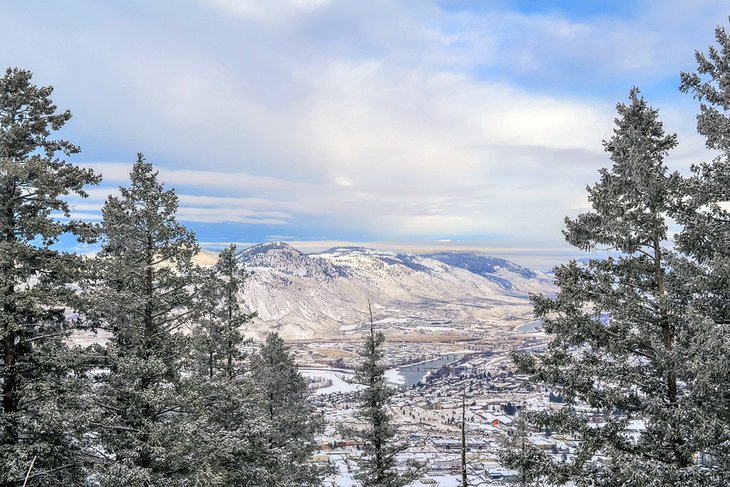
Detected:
left=0, top=67, right=334, bottom=486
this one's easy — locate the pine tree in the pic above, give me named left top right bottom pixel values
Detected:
left=187, top=245, right=261, bottom=486
left=508, top=89, right=712, bottom=485
left=351, top=304, right=422, bottom=487
left=89, top=155, right=199, bottom=486
left=247, top=332, right=326, bottom=487
left=0, top=67, right=100, bottom=486
left=676, top=20, right=730, bottom=483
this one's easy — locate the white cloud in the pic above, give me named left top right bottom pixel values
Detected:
left=84, top=162, right=301, bottom=190
left=0, top=0, right=724, bottom=248
left=203, top=0, right=331, bottom=21
left=175, top=207, right=290, bottom=224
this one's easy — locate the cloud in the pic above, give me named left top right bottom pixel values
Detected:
left=175, top=207, right=290, bottom=224
left=203, top=0, right=331, bottom=20
left=0, top=0, right=723, bottom=251
left=68, top=184, right=299, bottom=225
left=82, top=162, right=302, bottom=190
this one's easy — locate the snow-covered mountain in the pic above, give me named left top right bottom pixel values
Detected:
left=419, top=252, right=551, bottom=295
left=236, top=243, right=554, bottom=339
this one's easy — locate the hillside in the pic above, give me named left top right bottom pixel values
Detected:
left=235, top=243, right=554, bottom=339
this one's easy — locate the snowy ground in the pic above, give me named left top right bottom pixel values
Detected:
left=301, top=367, right=408, bottom=395
left=513, top=318, right=542, bottom=333
left=324, top=451, right=515, bottom=486
left=300, top=369, right=363, bottom=395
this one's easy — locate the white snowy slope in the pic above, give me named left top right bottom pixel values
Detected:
left=236, top=243, right=555, bottom=339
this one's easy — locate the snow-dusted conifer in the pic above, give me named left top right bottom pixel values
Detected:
left=508, top=89, right=711, bottom=485
left=187, top=245, right=262, bottom=486
left=499, top=416, right=548, bottom=487
left=0, top=67, right=100, bottom=486
left=89, top=156, right=199, bottom=486
left=247, top=332, right=326, bottom=486
left=351, top=304, right=422, bottom=487
left=676, top=20, right=730, bottom=483
left=192, top=244, right=254, bottom=380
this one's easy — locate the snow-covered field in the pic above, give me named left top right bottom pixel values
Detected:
left=301, top=367, right=407, bottom=395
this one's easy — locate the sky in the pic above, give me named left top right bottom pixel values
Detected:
left=1, top=0, right=728, bottom=269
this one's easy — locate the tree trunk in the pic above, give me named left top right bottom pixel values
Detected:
left=653, top=236, right=688, bottom=468
left=227, top=287, right=234, bottom=380
left=2, top=200, right=19, bottom=447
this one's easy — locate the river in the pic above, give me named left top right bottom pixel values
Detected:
left=301, top=353, right=467, bottom=395
left=394, top=353, right=464, bottom=388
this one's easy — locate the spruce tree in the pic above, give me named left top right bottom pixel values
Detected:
left=89, top=155, right=199, bottom=486
left=248, top=332, right=326, bottom=487
left=677, top=20, right=730, bottom=483
left=187, top=245, right=261, bottom=486
left=0, top=68, right=100, bottom=486
left=351, top=304, right=421, bottom=487
left=508, top=89, right=709, bottom=485
left=191, top=244, right=253, bottom=380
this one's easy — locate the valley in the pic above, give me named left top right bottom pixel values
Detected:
left=230, top=242, right=555, bottom=485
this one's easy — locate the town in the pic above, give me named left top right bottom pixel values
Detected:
left=291, top=329, right=595, bottom=485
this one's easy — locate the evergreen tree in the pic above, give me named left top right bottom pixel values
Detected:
left=0, top=67, right=100, bottom=486
left=499, top=416, right=548, bottom=487
left=191, top=244, right=254, bottom=380
left=508, top=90, right=709, bottom=486
left=676, top=20, right=730, bottom=483
left=351, top=304, right=421, bottom=487
left=89, top=155, right=199, bottom=486
left=187, top=245, right=261, bottom=486
left=248, top=332, right=326, bottom=487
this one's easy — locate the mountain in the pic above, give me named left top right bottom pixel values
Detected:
left=419, top=251, right=551, bottom=295
left=236, top=243, right=554, bottom=339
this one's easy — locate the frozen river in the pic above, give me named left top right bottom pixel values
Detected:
left=299, top=368, right=363, bottom=395
left=301, top=354, right=464, bottom=395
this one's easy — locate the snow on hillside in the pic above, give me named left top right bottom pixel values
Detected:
left=235, top=243, right=555, bottom=339
left=421, top=251, right=554, bottom=295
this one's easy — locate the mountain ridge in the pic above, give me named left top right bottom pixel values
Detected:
left=230, top=242, right=554, bottom=339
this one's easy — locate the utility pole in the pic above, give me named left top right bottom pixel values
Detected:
left=461, top=390, right=468, bottom=487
